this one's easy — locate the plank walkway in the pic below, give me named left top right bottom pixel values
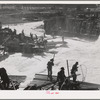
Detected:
left=24, top=74, right=100, bottom=90
left=9, top=75, right=26, bottom=84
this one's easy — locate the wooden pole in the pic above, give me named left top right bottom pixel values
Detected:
left=66, top=60, right=70, bottom=77
left=53, top=54, right=55, bottom=59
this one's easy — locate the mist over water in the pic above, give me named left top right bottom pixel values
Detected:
left=0, top=21, right=100, bottom=88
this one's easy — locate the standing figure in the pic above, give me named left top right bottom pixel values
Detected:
left=35, top=34, right=38, bottom=40
left=30, top=33, right=34, bottom=43
left=52, top=32, right=55, bottom=39
left=62, top=35, right=64, bottom=43
left=13, top=29, right=17, bottom=35
left=0, top=68, right=9, bottom=89
left=20, top=30, right=25, bottom=42
left=22, top=29, right=24, bottom=34
left=57, top=67, right=66, bottom=90
left=71, top=62, right=79, bottom=82
left=47, top=58, right=54, bottom=81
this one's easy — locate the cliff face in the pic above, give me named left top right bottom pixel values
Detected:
left=44, top=16, right=66, bottom=35
left=44, top=14, right=100, bottom=38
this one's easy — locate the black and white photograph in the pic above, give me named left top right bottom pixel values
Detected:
left=0, top=2, right=99, bottom=92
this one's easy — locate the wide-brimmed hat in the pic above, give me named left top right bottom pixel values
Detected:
left=50, top=58, right=54, bottom=61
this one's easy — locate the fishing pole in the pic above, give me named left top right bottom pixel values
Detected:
left=7, top=72, right=17, bottom=90
left=53, top=53, right=55, bottom=60
left=66, top=60, right=70, bottom=77
left=60, top=60, right=70, bottom=90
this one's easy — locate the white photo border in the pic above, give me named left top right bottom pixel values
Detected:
left=0, top=1, right=100, bottom=99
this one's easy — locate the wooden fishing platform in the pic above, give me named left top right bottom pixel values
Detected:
left=9, top=75, right=26, bottom=84
left=79, top=82, right=100, bottom=90
left=7, top=75, right=26, bottom=90
left=24, top=74, right=100, bottom=90
left=0, top=75, right=26, bottom=90
left=24, top=74, right=57, bottom=90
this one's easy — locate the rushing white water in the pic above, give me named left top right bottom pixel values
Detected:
left=2, top=21, right=45, bottom=37
left=0, top=21, right=100, bottom=88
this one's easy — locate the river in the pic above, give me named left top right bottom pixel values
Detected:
left=0, top=21, right=100, bottom=88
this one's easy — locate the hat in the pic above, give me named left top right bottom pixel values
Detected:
left=76, top=62, right=78, bottom=65
left=61, top=67, right=64, bottom=70
left=50, top=58, right=54, bottom=61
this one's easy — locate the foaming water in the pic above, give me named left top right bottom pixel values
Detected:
left=2, top=21, right=44, bottom=37
left=0, top=21, right=100, bottom=88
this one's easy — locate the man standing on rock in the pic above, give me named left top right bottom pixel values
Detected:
left=47, top=58, right=54, bottom=81
left=71, top=62, right=79, bottom=82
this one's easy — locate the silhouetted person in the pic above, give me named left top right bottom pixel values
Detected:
left=30, top=33, right=34, bottom=43
left=62, top=36, right=64, bottom=43
left=22, top=29, right=24, bottom=34
left=35, top=34, right=38, bottom=41
left=71, top=62, right=79, bottom=82
left=47, top=58, right=54, bottom=81
left=52, top=32, right=55, bottom=39
left=13, top=29, right=16, bottom=35
left=57, top=67, right=66, bottom=90
left=0, top=68, right=9, bottom=89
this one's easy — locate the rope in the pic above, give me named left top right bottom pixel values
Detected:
left=2, top=35, right=11, bottom=45
left=79, top=64, right=87, bottom=83
left=80, top=65, right=85, bottom=82
left=9, top=79, right=16, bottom=90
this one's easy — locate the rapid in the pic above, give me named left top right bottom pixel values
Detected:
left=0, top=21, right=100, bottom=88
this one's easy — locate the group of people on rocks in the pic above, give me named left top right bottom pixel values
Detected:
left=0, top=58, right=79, bottom=90
left=47, top=58, right=79, bottom=90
